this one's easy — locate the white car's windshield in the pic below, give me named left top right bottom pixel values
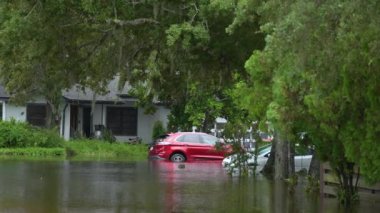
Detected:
left=257, top=145, right=272, bottom=156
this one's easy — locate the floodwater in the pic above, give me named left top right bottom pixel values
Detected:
left=0, top=159, right=379, bottom=213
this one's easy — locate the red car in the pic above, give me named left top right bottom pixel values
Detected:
left=148, top=132, right=232, bottom=162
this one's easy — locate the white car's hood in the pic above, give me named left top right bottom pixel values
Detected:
left=222, top=152, right=312, bottom=173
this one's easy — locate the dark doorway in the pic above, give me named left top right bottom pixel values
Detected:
left=82, top=107, right=91, bottom=138
left=70, top=105, right=78, bottom=138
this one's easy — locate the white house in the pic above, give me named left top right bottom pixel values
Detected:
left=0, top=78, right=170, bottom=144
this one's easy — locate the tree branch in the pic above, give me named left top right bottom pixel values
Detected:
left=107, top=18, right=159, bottom=26
left=190, top=3, right=199, bottom=24
left=24, top=1, right=40, bottom=19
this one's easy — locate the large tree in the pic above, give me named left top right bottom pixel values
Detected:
left=0, top=0, right=154, bottom=126
left=0, top=1, right=264, bottom=131
left=223, top=0, right=380, bottom=205
left=127, top=1, right=264, bottom=131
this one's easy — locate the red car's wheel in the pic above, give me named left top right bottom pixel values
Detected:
left=170, top=153, right=186, bottom=162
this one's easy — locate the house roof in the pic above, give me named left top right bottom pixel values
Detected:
left=0, top=76, right=137, bottom=104
left=0, top=85, right=10, bottom=100
left=62, top=76, right=137, bottom=104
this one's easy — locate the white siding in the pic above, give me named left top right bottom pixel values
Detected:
left=136, top=106, right=170, bottom=144
left=3, top=103, right=26, bottom=122
left=61, top=104, right=71, bottom=140
left=4, top=100, right=170, bottom=143
left=93, top=104, right=104, bottom=126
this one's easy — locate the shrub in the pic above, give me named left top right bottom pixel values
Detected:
left=0, top=120, right=63, bottom=148
left=152, top=120, right=166, bottom=140
left=102, top=128, right=116, bottom=143
left=0, top=120, right=32, bottom=147
left=31, top=127, right=64, bottom=148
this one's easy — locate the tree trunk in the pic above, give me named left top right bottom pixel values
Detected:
left=308, top=152, right=320, bottom=179
left=90, top=93, right=97, bottom=136
left=46, top=101, right=60, bottom=129
left=201, top=111, right=209, bottom=132
left=252, top=122, right=260, bottom=174
left=261, top=135, right=276, bottom=177
left=288, top=141, right=295, bottom=177
left=334, top=161, right=359, bottom=206
left=275, top=131, right=289, bottom=179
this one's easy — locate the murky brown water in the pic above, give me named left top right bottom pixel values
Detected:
left=0, top=159, right=379, bottom=213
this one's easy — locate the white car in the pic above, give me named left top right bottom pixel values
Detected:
left=222, top=144, right=313, bottom=172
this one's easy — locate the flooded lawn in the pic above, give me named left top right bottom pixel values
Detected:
left=0, top=159, right=379, bottom=212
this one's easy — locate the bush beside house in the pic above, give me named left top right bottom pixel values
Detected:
left=0, top=119, right=63, bottom=148
left=152, top=120, right=166, bottom=140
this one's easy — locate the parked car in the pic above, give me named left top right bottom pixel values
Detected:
left=222, top=144, right=313, bottom=172
left=148, top=134, right=170, bottom=149
left=148, top=132, right=232, bottom=162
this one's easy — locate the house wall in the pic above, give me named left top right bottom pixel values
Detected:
left=1, top=97, right=170, bottom=144
left=93, top=104, right=104, bottom=126
left=109, top=104, right=170, bottom=144
left=135, top=106, right=170, bottom=144
left=3, top=103, right=26, bottom=122
left=61, top=103, right=170, bottom=144
left=2, top=97, right=48, bottom=122
left=61, top=103, right=71, bottom=140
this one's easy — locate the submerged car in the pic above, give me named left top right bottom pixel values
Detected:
left=148, top=132, right=232, bottom=162
left=222, top=144, right=313, bottom=172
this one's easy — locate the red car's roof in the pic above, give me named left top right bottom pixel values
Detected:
left=164, top=132, right=211, bottom=141
left=167, top=132, right=209, bottom=136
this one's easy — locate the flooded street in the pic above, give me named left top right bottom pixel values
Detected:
left=0, top=159, right=379, bottom=212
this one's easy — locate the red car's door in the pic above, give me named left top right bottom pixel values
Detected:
left=177, top=134, right=209, bottom=160
left=200, top=134, right=226, bottom=159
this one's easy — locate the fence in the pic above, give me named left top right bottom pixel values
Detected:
left=320, top=162, right=380, bottom=200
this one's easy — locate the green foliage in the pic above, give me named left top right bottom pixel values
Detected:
left=224, top=0, right=380, bottom=205
left=0, top=120, right=63, bottom=148
left=337, top=186, right=359, bottom=206
left=152, top=120, right=166, bottom=140
left=305, top=175, right=320, bottom=194
left=101, top=128, right=116, bottom=144
left=224, top=150, right=252, bottom=176
left=184, top=85, right=223, bottom=129
left=285, top=174, right=298, bottom=194
left=166, top=23, right=210, bottom=49
left=0, top=120, right=31, bottom=148
left=0, top=0, right=264, bottom=135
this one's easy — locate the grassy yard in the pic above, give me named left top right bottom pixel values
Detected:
left=0, top=147, right=65, bottom=157
left=0, top=140, right=149, bottom=161
left=0, top=120, right=149, bottom=161
left=65, top=139, right=149, bottom=160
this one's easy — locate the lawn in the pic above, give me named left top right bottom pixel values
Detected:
left=0, top=139, right=149, bottom=161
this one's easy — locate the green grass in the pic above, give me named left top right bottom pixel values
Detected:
left=0, top=139, right=149, bottom=161
left=64, top=139, right=149, bottom=160
left=0, top=147, right=65, bottom=157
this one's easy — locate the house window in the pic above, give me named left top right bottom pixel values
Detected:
left=106, top=107, right=137, bottom=136
left=27, top=104, right=47, bottom=127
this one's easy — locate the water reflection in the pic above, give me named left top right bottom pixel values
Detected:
left=0, top=159, right=379, bottom=212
